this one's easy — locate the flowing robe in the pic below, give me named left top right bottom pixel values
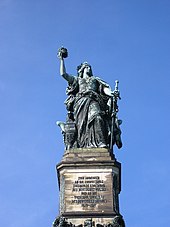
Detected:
left=65, top=75, right=111, bottom=148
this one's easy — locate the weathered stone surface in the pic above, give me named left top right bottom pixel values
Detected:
left=61, top=170, right=113, bottom=213
left=55, top=148, right=122, bottom=226
left=62, top=148, right=114, bottom=162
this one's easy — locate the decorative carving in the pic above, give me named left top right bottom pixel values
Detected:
left=57, top=115, right=77, bottom=150
left=53, top=216, right=125, bottom=227
left=57, top=47, right=122, bottom=151
left=84, top=218, right=94, bottom=227
left=96, top=215, right=125, bottom=227
left=107, top=215, right=125, bottom=227
left=53, top=217, right=95, bottom=227
left=53, top=217, right=71, bottom=227
left=96, top=224, right=104, bottom=227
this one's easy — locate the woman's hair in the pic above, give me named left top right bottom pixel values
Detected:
left=77, top=62, right=93, bottom=77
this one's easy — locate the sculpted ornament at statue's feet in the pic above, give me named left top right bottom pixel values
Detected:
left=98, top=142, right=108, bottom=148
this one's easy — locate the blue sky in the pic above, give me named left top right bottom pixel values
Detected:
left=0, top=0, right=170, bottom=226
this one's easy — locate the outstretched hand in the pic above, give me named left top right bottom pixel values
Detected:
left=57, top=47, right=68, bottom=59
left=57, top=51, right=63, bottom=60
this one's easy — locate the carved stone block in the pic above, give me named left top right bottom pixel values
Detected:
left=54, top=148, right=123, bottom=226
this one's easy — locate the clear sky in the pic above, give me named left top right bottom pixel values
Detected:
left=0, top=0, right=170, bottom=226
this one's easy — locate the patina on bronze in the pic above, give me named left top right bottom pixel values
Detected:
left=57, top=47, right=122, bottom=152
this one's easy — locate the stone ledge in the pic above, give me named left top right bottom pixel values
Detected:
left=63, top=156, right=112, bottom=162
left=57, top=160, right=121, bottom=169
left=65, top=148, right=110, bottom=153
left=62, top=148, right=115, bottom=162
left=61, top=211, right=117, bottom=218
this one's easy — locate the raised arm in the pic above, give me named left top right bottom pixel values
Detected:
left=59, top=58, right=67, bottom=76
left=58, top=48, right=74, bottom=84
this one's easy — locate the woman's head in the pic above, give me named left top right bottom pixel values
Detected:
left=77, top=62, right=93, bottom=77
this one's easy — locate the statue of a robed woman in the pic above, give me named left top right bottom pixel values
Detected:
left=57, top=47, right=122, bottom=151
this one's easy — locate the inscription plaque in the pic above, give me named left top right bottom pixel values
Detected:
left=63, top=171, right=114, bottom=213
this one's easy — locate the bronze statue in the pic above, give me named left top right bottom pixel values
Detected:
left=57, top=47, right=122, bottom=151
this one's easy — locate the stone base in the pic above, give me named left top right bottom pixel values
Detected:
left=53, top=148, right=125, bottom=227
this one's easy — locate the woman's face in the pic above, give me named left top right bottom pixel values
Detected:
left=83, top=65, right=91, bottom=75
left=78, top=63, right=92, bottom=77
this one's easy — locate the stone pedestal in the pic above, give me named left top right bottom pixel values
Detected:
left=53, top=148, right=125, bottom=227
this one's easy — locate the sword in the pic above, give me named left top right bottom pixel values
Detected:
left=110, top=80, right=121, bottom=152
